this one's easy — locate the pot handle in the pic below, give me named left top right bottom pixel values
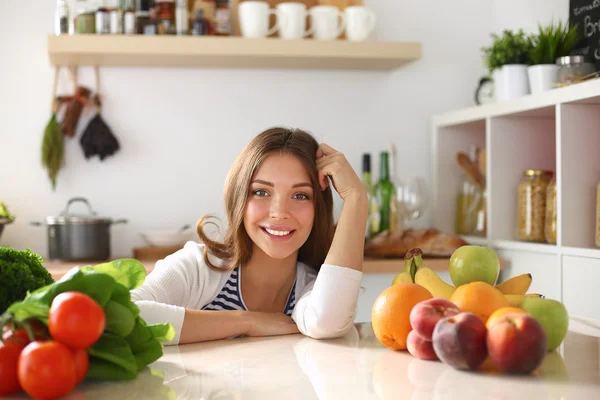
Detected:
left=62, top=197, right=97, bottom=216
left=30, top=221, right=43, bottom=226
left=112, top=219, right=128, bottom=225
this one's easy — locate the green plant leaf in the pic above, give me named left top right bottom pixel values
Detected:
left=88, top=332, right=138, bottom=376
left=84, top=258, right=147, bottom=290
left=147, top=323, right=176, bottom=343
left=104, top=299, right=136, bottom=337
left=132, top=339, right=163, bottom=372
left=87, top=356, right=137, bottom=381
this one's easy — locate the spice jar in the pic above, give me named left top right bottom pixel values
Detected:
left=517, top=170, right=553, bottom=242
left=545, top=177, right=557, bottom=244
left=74, top=1, right=96, bottom=34
left=556, top=56, right=596, bottom=85
left=156, top=0, right=176, bottom=20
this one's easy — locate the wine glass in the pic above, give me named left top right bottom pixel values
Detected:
left=396, top=176, right=429, bottom=227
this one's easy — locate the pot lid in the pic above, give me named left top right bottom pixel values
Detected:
left=46, top=197, right=113, bottom=225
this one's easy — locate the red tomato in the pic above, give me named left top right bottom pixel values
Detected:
left=49, top=292, right=106, bottom=349
left=18, top=341, right=77, bottom=400
left=3, top=320, right=48, bottom=346
left=0, top=342, right=24, bottom=396
left=72, top=348, right=89, bottom=385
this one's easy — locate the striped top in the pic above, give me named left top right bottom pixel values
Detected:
left=201, top=266, right=297, bottom=316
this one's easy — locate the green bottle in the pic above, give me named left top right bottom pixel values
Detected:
left=374, top=151, right=396, bottom=233
left=362, top=154, right=376, bottom=239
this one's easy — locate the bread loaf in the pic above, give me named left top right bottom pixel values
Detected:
left=364, top=229, right=468, bottom=258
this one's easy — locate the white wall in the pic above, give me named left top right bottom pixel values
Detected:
left=493, top=0, right=570, bottom=33
left=2, top=1, right=568, bottom=260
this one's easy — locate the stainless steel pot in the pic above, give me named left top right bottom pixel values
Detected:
left=31, top=197, right=127, bottom=261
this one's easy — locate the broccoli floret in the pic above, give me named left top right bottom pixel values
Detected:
left=0, top=247, right=54, bottom=313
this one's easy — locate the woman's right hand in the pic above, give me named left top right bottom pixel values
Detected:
left=246, top=312, right=300, bottom=337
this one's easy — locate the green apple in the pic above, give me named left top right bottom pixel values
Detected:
left=520, top=297, right=569, bottom=352
left=448, top=245, right=500, bottom=286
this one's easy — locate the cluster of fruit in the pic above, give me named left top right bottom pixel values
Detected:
left=372, top=245, right=570, bottom=375
left=0, top=292, right=105, bottom=399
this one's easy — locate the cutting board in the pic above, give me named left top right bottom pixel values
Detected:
left=230, top=0, right=364, bottom=37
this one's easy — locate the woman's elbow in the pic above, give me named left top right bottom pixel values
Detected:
left=300, top=314, right=356, bottom=339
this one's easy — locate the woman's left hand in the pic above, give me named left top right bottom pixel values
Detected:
left=316, top=143, right=366, bottom=201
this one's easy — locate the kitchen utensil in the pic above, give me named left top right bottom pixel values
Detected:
left=343, top=5, right=375, bottom=41
left=456, top=152, right=485, bottom=190
left=308, top=5, right=346, bottom=40
left=140, top=224, right=195, bottom=247
left=31, top=197, right=127, bottom=261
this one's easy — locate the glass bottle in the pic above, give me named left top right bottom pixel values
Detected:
left=214, top=0, right=231, bottom=36
left=455, top=146, right=482, bottom=235
left=191, top=9, right=209, bottom=36
left=176, top=0, right=189, bottom=35
left=123, top=0, right=136, bottom=34
left=517, top=170, right=553, bottom=242
left=373, top=152, right=396, bottom=234
left=361, top=154, right=378, bottom=239
left=55, top=0, right=70, bottom=35
left=96, top=0, right=110, bottom=34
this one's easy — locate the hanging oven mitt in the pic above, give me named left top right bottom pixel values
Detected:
left=80, top=94, right=120, bottom=160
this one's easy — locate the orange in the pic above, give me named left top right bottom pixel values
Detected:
left=371, top=283, right=432, bottom=351
left=486, top=307, right=529, bottom=328
left=449, top=281, right=509, bottom=323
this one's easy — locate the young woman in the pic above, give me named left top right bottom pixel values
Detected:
left=131, top=127, right=368, bottom=345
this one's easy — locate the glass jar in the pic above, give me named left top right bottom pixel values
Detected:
left=556, top=56, right=596, bottom=85
left=545, top=177, right=557, bottom=244
left=156, top=0, right=176, bottom=20
left=74, top=1, right=96, bottom=34
left=517, top=170, right=553, bottom=242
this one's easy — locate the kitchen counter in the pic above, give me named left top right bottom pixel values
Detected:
left=7, top=319, right=600, bottom=399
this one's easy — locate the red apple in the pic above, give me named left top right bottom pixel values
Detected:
left=407, top=330, right=438, bottom=361
left=486, top=313, right=547, bottom=374
left=410, top=298, right=461, bottom=341
left=432, top=312, right=488, bottom=371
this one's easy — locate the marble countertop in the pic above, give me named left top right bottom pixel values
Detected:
left=7, top=319, right=600, bottom=400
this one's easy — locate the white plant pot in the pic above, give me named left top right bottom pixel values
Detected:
left=493, top=69, right=504, bottom=102
left=498, top=64, right=530, bottom=101
left=527, top=64, right=559, bottom=94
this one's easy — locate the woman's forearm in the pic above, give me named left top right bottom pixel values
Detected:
left=179, top=309, right=250, bottom=344
left=324, top=192, right=369, bottom=271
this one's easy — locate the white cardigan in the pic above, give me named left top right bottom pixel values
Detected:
left=130, top=241, right=364, bottom=345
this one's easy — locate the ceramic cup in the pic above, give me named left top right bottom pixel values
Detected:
left=238, top=1, right=281, bottom=38
left=344, top=6, right=376, bottom=41
left=308, top=5, right=346, bottom=40
left=276, top=2, right=312, bottom=40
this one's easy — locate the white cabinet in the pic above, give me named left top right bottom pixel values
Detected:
left=432, top=79, right=600, bottom=321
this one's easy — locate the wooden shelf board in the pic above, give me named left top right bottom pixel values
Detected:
left=47, top=34, right=421, bottom=71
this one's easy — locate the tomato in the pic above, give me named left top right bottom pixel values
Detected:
left=3, top=320, right=48, bottom=346
left=0, top=342, right=24, bottom=396
left=18, top=341, right=77, bottom=400
left=49, top=292, right=106, bottom=349
left=72, top=348, right=89, bottom=385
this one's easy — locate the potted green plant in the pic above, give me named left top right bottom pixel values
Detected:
left=482, top=29, right=534, bottom=101
left=527, top=20, right=582, bottom=93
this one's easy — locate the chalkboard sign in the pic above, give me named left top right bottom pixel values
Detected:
left=570, top=0, right=600, bottom=69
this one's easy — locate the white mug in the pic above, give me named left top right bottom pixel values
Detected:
left=344, top=6, right=376, bottom=41
left=276, top=2, right=312, bottom=40
left=238, top=1, right=281, bottom=38
left=308, top=5, right=346, bottom=40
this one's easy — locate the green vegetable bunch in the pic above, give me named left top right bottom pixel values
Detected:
left=481, top=29, right=534, bottom=74
left=0, top=201, right=15, bottom=221
left=529, top=20, right=582, bottom=65
left=1, top=258, right=175, bottom=381
left=0, top=247, right=54, bottom=313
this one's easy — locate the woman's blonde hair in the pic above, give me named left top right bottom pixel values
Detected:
left=197, top=127, right=334, bottom=272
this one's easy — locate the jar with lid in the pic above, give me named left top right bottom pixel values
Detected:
left=517, top=170, right=553, bottom=242
left=74, top=1, right=96, bottom=34
left=544, top=176, right=557, bottom=244
left=556, top=56, right=596, bottom=85
left=156, top=0, right=176, bottom=20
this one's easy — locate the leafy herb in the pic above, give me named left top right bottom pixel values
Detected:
left=529, top=20, right=582, bottom=65
left=481, top=29, right=535, bottom=74
left=0, top=247, right=54, bottom=314
left=41, top=112, right=64, bottom=190
left=1, top=257, right=174, bottom=381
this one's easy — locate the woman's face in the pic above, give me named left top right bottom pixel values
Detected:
left=244, top=152, right=315, bottom=261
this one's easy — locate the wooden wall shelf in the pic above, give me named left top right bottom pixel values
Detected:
left=47, top=34, right=421, bottom=71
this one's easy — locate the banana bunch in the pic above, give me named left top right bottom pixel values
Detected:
left=391, top=248, right=456, bottom=299
left=494, top=273, right=544, bottom=305
left=391, top=249, right=543, bottom=306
